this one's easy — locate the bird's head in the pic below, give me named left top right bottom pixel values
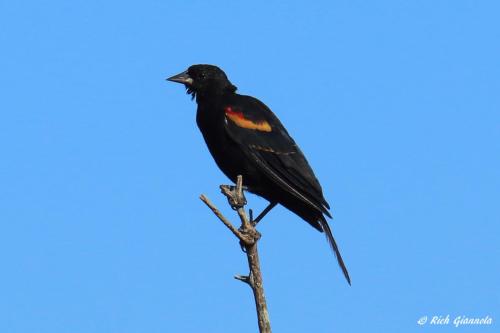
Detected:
left=167, top=64, right=237, bottom=100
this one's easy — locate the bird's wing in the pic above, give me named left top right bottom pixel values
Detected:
left=223, top=95, right=331, bottom=216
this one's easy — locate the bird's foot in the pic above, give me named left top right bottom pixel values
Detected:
left=238, top=226, right=261, bottom=244
left=239, top=240, right=247, bottom=253
left=220, top=184, right=247, bottom=209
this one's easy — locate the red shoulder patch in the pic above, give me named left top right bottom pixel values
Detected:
left=224, top=106, right=272, bottom=132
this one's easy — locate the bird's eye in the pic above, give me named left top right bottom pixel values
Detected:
left=200, top=73, right=206, bottom=79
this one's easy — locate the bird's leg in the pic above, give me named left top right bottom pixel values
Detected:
left=251, top=202, right=277, bottom=226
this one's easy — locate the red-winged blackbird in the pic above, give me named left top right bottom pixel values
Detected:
left=167, top=64, right=350, bottom=284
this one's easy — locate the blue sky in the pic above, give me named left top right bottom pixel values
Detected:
left=1, top=1, right=499, bottom=332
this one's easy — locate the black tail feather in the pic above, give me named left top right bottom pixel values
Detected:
left=318, top=216, right=351, bottom=285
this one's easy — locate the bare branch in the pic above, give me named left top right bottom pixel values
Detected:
left=200, top=175, right=272, bottom=333
left=199, top=194, right=249, bottom=243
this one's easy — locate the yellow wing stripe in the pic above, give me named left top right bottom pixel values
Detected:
left=225, top=107, right=272, bottom=132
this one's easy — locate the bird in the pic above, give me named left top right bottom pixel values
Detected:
left=167, top=64, right=350, bottom=284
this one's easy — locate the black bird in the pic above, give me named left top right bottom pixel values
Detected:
left=167, top=64, right=350, bottom=284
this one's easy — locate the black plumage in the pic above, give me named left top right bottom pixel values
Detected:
left=167, top=64, right=350, bottom=284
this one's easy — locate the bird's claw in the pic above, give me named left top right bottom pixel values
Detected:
left=221, top=184, right=247, bottom=209
left=239, top=240, right=247, bottom=253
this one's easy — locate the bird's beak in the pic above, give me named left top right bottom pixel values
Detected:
left=166, top=71, right=193, bottom=85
